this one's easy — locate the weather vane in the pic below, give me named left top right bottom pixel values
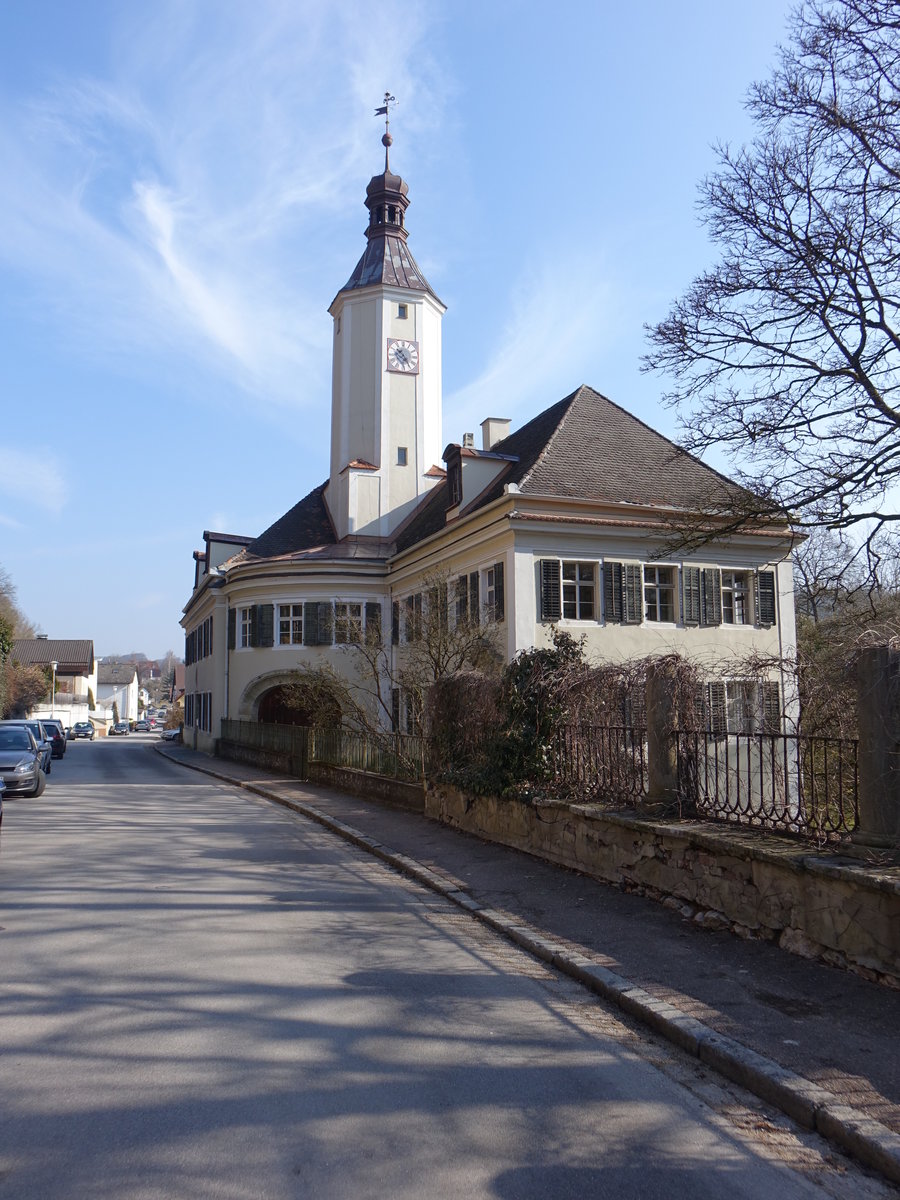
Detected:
left=374, top=92, right=397, bottom=170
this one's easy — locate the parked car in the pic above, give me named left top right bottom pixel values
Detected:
left=134, top=719, right=150, bottom=732
left=40, top=718, right=67, bottom=758
left=1, top=721, right=53, bottom=775
left=0, top=726, right=46, bottom=796
left=109, top=722, right=130, bottom=736
left=72, top=722, right=95, bottom=740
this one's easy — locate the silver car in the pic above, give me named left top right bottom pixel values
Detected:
left=0, top=726, right=46, bottom=797
left=0, top=720, right=53, bottom=775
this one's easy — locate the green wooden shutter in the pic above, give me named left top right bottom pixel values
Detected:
left=761, top=681, right=781, bottom=733
left=303, top=602, right=322, bottom=646
left=227, top=608, right=236, bottom=650
left=708, top=682, right=727, bottom=735
left=365, top=602, right=382, bottom=646
left=456, top=576, right=468, bottom=623
left=623, top=564, right=643, bottom=624
left=257, top=604, right=274, bottom=647
left=540, top=560, right=561, bottom=621
left=683, top=567, right=701, bottom=625
left=756, top=570, right=776, bottom=627
left=702, top=568, right=722, bottom=626
left=469, top=573, right=480, bottom=626
left=318, top=602, right=333, bottom=645
left=493, top=561, right=504, bottom=621
left=603, top=562, right=623, bottom=623
left=391, top=601, right=400, bottom=645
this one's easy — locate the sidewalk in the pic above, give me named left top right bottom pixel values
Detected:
left=157, top=742, right=900, bottom=1183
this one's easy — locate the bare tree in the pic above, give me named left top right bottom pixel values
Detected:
left=644, top=1, right=900, bottom=573
left=793, top=529, right=867, bottom=620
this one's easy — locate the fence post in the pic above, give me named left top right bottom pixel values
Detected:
left=641, top=659, right=680, bottom=815
left=854, top=646, right=900, bottom=851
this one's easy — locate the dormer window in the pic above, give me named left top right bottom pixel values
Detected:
left=449, top=463, right=462, bottom=507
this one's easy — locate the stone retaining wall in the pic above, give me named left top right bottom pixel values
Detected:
left=308, top=763, right=425, bottom=811
left=426, top=784, right=900, bottom=986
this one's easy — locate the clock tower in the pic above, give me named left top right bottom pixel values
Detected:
left=325, top=118, right=445, bottom=541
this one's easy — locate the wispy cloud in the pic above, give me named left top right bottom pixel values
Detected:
left=0, top=0, right=446, bottom=408
left=0, top=450, right=67, bottom=513
left=444, top=248, right=616, bottom=435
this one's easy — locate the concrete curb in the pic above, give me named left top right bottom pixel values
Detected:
left=156, top=745, right=900, bottom=1185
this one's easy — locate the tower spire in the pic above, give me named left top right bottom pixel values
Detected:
left=374, top=92, right=396, bottom=171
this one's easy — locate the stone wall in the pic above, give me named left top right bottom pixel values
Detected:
left=426, top=784, right=900, bottom=986
left=308, top=762, right=425, bottom=811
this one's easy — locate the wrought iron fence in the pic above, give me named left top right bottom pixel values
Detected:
left=310, top=727, right=426, bottom=782
left=675, top=730, right=859, bottom=837
left=220, top=720, right=425, bottom=783
left=550, top=725, right=648, bottom=801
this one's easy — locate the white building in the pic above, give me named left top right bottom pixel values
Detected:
left=181, top=133, right=797, bottom=753
left=96, top=663, right=139, bottom=724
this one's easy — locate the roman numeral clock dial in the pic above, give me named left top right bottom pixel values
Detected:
left=387, top=338, right=419, bottom=374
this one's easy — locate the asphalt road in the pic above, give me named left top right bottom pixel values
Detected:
left=0, top=737, right=889, bottom=1199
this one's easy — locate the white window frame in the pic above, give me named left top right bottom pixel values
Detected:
left=239, top=607, right=253, bottom=648
left=334, top=602, right=363, bottom=645
left=644, top=565, right=676, bottom=623
left=722, top=571, right=751, bottom=625
left=278, top=603, right=304, bottom=645
left=561, top=561, right=596, bottom=620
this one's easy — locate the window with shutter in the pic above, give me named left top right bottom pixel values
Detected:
left=701, top=568, right=722, bottom=626
left=603, top=562, right=622, bottom=623
left=683, top=567, right=701, bottom=625
left=469, top=572, right=480, bottom=626
left=623, top=564, right=643, bottom=624
left=257, top=604, right=275, bottom=648
left=391, top=688, right=400, bottom=732
left=485, top=561, right=504, bottom=621
left=756, top=570, right=777, bottom=627
left=405, top=593, right=423, bottom=641
left=303, top=601, right=332, bottom=646
left=707, top=682, right=727, bottom=735
left=365, top=602, right=382, bottom=646
left=761, top=681, right=781, bottom=733
left=391, top=600, right=400, bottom=645
left=539, top=560, right=561, bottom=622
left=455, top=576, right=469, bottom=624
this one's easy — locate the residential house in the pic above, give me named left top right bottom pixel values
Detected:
left=13, top=637, right=96, bottom=728
left=96, top=663, right=140, bottom=725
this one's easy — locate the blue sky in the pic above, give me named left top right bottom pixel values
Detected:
left=0, top=0, right=795, bottom=660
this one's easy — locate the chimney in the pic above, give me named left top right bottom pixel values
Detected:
left=462, top=432, right=475, bottom=449
left=481, top=417, right=511, bottom=450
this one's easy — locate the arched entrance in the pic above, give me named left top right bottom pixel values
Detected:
left=256, top=683, right=341, bottom=727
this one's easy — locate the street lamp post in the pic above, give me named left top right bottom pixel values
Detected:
left=50, top=660, right=58, bottom=718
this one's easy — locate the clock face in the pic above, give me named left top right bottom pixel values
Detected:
left=387, top=338, right=420, bottom=374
